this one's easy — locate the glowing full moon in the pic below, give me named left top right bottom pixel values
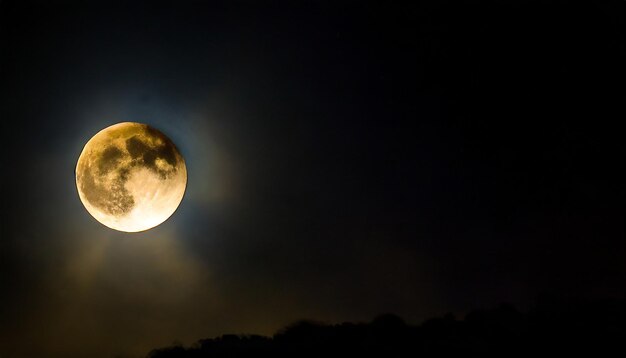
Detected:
left=75, top=122, right=187, bottom=232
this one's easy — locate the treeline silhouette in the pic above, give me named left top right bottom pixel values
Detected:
left=147, top=297, right=624, bottom=357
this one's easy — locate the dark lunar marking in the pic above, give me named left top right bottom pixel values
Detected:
left=118, top=167, right=131, bottom=181
left=80, top=164, right=135, bottom=216
left=143, top=151, right=157, bottom=168
left=98, top=146, right=124, bottom=174
left=106, top=177, right=135, bottom=215
left=127, top=131, right=179, bottom=178
left=126, top=136, right=150, bottom=159
left=156, top=168, right=170, bottom=180
left=145, top=125, right=167, bottom=143
left=145, top=125, right=180, bottom=166
left=154, top=142, right=177, bottom=166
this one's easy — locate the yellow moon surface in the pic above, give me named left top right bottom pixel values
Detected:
left=75, top=122, right=187, bottom=232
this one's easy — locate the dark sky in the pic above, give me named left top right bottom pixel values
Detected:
left=1, top=1, right=623, bottom=357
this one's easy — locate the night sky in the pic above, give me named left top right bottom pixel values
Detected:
left=1, top=1, right=623, bottom=357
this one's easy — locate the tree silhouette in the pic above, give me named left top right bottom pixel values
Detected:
left=147, top=298, right=625, bottom=357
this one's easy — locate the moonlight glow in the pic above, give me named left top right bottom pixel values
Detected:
left=75, top=122, right=187, bottom=232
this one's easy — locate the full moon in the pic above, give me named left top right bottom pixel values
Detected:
left=75, top=122, right=187, bottom=232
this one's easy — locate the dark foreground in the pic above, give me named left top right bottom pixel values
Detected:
left=148, top=298, right=624, bottom=357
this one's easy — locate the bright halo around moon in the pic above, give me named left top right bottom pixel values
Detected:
left=75, top=122, right=187, bottom=232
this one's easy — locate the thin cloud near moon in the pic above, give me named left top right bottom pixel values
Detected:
left=75, top=122, right=187, bottom=232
